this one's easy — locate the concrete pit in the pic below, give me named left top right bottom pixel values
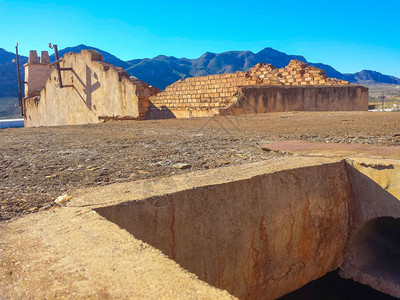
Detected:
left=96, top=161, right=351, bottom=299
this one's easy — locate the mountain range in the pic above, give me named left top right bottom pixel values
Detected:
left=1, top=44, right=400, bottom=97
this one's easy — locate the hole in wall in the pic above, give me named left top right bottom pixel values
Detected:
left=345, top=217, right=400, bottom=286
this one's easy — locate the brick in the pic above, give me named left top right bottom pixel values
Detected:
left=148, top=58, right=350, bottom=112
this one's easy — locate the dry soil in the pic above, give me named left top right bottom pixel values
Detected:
left=1, top=111, right=399, bottom=221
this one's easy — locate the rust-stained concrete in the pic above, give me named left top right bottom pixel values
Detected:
left=261, top=140, right=400, bottom=298
left=1, top=144, right=400, bottom=299
left=96, top=159, right=351, bottom=299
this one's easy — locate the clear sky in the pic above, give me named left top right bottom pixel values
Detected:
left=1, top=0, right=399, bottom=77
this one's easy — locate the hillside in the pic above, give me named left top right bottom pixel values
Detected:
left=125, top=48, right=310, bottom=89
left=51, top=45, right=131, bottom=70
left=0, top=48, right=27, bottom=97
left=1, top=45, right=399, bottom=98
left=0, top=97, right=22, bottom=119
left=344, top=70, right=400, bottom=85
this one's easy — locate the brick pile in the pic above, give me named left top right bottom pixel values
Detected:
left=248, top=60, right=349, bottom=86
left=112, top=65, right=160, bottom=118
left=127, top=75, right=160, bottom=118
left=148, top=60, right=350, bottom=113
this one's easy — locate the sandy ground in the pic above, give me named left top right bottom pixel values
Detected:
left=1, top=111, right=399, bottom=220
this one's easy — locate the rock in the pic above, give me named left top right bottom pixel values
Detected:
left=138, top=170, right=151, bottom=175
left=54, top=194, right=72, bottom=206
left=42, top=203, right=53, bottom=210
left=45, top=174, right=58, bottom=179
left=172, top=163, right=192, bottom=170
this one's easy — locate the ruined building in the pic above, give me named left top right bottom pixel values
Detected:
left=148, top=60, right=368, bottom=118
left=23, top=50, right=159, bottom=127
left=23, top=49, right=368, bottom=127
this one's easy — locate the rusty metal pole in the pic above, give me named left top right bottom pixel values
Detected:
left=15, top=42, right=24, bottom=115
left=52, top=44, right=63, bottom=88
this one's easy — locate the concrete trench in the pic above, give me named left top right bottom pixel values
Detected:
left=95, top=158, right=400, bottom=299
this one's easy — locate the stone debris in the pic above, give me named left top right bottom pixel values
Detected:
left=54, top=194, right=72, bottom=206
left=172, top=163, right=192, bottom=170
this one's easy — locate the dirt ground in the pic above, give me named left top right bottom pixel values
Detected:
left=1, top=111, right=399, bottom=221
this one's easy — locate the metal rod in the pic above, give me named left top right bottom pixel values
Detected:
left=15, top=42, right=24, bottom=116
left=48, top=58, right=63, bottom=67
left=53, top=44, right=63, bottom=88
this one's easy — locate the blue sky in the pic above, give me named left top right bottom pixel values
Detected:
left=1, top=0, right=400, bottom=77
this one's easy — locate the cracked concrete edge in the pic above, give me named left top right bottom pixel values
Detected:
left=70, top=156, right=342, bottom=209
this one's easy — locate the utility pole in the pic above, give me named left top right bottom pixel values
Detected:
left=14, top=42, right=25, bottom=116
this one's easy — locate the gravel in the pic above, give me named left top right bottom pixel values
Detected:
left=1, top=111, right=399, bottom=221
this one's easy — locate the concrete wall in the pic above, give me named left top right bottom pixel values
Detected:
left=24, top=50, right=53, bottom=98
left=96, top=161, right=351, bottom=299
left=340, top=159, right=400, bottom=298
left=24, top=50, right=159, bottom=127
left=221, top=85, right=369, bottom=115
left=24, top=64, right=53, bottom=98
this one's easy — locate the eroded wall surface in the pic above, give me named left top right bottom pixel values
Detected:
left=24, top=50, right=159, bottom=127
left=221, top=85, right=369, bottom=115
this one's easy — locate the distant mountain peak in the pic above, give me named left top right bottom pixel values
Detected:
left=200, top=51, right=216, bottom=59
left=1, top=44, right=399, bottom=98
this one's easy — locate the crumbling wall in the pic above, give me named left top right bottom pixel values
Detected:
left=148, top=60, right=354, bottom=118
left=24, top=50, right=159, bottom=127
left=148, top=72, right=255, bottom=118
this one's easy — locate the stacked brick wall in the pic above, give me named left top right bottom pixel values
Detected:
left=148, top=60, right=350, bottom=114
left=149, top=72, right=255, bottom=111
